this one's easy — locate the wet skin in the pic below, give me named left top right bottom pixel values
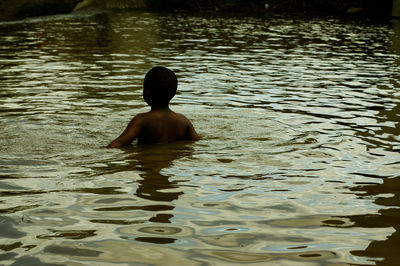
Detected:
left=107, top=106, right=199, bottom=148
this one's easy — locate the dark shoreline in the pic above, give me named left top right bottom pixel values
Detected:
left=0, top=0, right=394, bottom=22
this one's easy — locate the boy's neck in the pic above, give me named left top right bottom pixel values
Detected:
left=150, top=105, right=170, bottom=111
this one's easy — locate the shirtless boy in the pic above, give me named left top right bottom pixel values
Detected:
left=107, top=66, right=199, bottom=148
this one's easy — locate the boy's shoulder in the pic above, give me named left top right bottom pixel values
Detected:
left=138, top=109, right=188, bottom=121
left=168, top=111, right=192, bottom=124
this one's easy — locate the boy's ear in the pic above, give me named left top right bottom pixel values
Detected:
left=143, top=89, right=152, bottom=106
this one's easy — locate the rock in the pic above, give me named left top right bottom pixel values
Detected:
left=0, top=0, right=80, bottom=22
left=73, top=0, right=147, bottom=12
left=73, top=0, right=93, bottom=11
left=346, top=7, right=364, bottom=14
left=393, top=0, right=400, bottom=17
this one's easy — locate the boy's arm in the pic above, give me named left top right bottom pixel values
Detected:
left=107, top=115, right=143, bottom=148
left=186, top=121, right=200, bottom=141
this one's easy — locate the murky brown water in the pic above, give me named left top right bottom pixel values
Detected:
left=1, top=10, right=400, bottom=265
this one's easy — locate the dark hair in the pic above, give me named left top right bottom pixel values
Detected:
left=143, top=66, right=177, bottom=107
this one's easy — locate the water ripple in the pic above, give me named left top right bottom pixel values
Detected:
left=0, top=10, right=400, bottom=266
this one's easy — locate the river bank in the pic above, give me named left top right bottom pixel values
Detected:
left=0, top=0, right=394, bottom=22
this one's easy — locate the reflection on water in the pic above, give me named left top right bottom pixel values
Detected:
left=1, top=10, right=400, bottom=265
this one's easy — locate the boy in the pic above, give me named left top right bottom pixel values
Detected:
left=107, top=66, right=199, bottom=148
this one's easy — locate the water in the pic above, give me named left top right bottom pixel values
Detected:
left=1, top=10, right=400, bottom=265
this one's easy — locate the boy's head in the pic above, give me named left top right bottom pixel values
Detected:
left=143, top=66, right=177, bottom=107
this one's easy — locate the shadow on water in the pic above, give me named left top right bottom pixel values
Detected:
left=319, top=173, right=400, bottom=265
left=344, top=175, right=400, bottom=265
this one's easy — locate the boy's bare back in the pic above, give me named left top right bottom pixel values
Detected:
left=107, top=108, right=199, bottom=148
left=107, top=66, right=199, bottom=148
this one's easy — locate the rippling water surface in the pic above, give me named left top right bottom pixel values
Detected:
left=1, top=10, right=400, bottom=265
